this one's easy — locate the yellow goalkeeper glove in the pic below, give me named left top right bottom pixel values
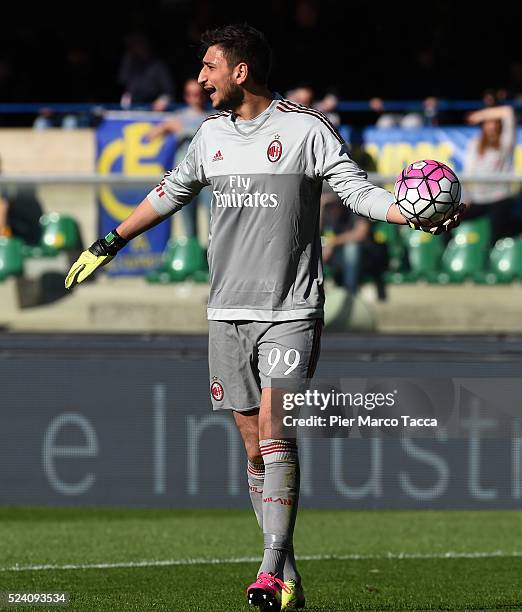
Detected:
left=65, top=229, right=128, bottom=289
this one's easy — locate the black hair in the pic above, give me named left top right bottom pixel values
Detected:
left=200, top=24, right=272, bottom=86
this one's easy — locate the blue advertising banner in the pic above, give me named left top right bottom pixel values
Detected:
left=96, top=116, right=177, bottom=275
left=344, top=126, right=522, bottom=182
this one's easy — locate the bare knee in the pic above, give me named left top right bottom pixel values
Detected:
left=233, top=409, right=262, bottom=462
left=259, top=387, right=294, bottom=441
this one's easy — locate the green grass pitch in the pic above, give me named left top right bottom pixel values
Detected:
left=0, top=507, right=520, bottom=611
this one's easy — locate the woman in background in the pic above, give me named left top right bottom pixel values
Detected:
left=464, top=105, right=517, bottom=243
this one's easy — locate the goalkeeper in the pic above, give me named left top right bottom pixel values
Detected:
left=66, top=24, right=465, bottom=611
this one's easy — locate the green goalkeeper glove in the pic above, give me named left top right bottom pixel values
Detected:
left=65, top=229, right=128, bottom=289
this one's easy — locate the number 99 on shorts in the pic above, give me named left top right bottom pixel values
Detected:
left=266, top=348, right=300, bottom=376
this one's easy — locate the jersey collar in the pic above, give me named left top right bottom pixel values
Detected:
left=230, top=93, right=282, bottom=137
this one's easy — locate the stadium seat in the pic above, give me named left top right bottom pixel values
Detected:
left=374, top=222, right=404, bottom=271
left=146, top=236, right=208, bottom=283
left=23, top=213, right=83, bottom=258
left=479, top=237, right=522, bottom=284
left=438, top=217, right=491, bottom=283
left=374, top=222, right=410, bottom=285
left=0, top=236, right=25, bottom=281
left=38, top=213, right=82, bottom=256
left=402, top=228, right=444, bottom=282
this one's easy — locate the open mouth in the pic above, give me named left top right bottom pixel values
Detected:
left=205, top=86, right=217, bottom=99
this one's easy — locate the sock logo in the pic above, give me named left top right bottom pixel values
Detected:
left=263, top=497, right=293, bottom=506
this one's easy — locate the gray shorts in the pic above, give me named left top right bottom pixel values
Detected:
left=209, top=319, right=323, bottom=412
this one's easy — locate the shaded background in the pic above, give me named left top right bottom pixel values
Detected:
left=1, top=0, right=520, bottom=106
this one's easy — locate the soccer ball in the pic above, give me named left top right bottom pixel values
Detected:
left=394, top=160, right=461, bottom=227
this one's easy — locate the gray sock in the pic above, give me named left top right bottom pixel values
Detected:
left=247, top=460, right=265, bottom=530
left=284, top=545, right=301, bottom=583
left=258, top=439, right=300, bottom=579
left=249, top=459, right=301, bottom=581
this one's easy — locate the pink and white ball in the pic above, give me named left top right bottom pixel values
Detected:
left=394, top=160, right=461, bottom=227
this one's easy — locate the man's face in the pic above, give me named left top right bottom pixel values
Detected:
left=198, top=45, right=244, bottom=111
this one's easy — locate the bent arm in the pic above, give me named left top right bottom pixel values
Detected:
left=467, top=105, right=514, bottom=125
left=120, top=129, right=208, bottom=239
left=147, top=118, right=183, bottom=140
left=468, top=105, right=515, bottom=151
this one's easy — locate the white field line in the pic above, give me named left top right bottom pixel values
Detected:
left=1, top=551, right=521, bottom=573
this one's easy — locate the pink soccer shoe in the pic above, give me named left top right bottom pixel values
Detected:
left=247, top=572, right=290, bottom=610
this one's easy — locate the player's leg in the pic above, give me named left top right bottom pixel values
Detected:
left=209, top=320, right=285, bottom=608
left=257, top=387, right=299, bottom=580
left=258, top=390, right=305, bottom=610
left=234, top=404, right=293, bottom=611
left=235, top=393, right=300, bottom=610
left=255, top=319, right=323, bottom=609
left=233, top=409, right=264, bottom=529
left=208, top=320, right=265, bottom=530
left=233, top=409, right=302, bottom=578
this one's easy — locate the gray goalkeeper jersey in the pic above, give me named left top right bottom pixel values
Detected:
left=147, top=95, right=395, bottom=322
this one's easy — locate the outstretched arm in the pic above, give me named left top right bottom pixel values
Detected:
left=65, top=130, right=208, bottom=288
left=115, top=197, right=163, bottom=240
left=315, top=120, right=465, bottom=234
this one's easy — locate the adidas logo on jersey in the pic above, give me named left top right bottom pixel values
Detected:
left=212, top=150, right=224, bottom=162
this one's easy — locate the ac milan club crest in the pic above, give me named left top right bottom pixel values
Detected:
left=267, top=139, right=283, bottom=162
left=211, top=380, right=224, bottom=401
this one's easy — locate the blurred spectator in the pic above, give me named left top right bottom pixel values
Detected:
left=33, top=108, right=81, bottom=130
left=348, top=128, right=377, bottom=173
left=508, top=62, right=522, bottom=100
left=370, top=97, right=420, bottom=129
left=286, top=85, right=340, bottom=126
left=464, top=105, right=518, bottom=242
left=147, top=79, right=211, bottom=239
left=370, top=96, right=443, bottom=128
left=3, top=186, right=43, bottom=244
left=0, top=155, right=43, bottom=244
left=0, top=156, right=11, bottom=237
left=320, top=188, right=388, bottom=297
left=63, top=44, right=96, bottom=101
left=286, top=86, right=314, bottom=107
left=482, top=88, right=509, bottom=108
left=32, top=44, right=96, bottom=130
left=0, top=194, right=8, bottom=237
left=0, top=188, right=43, bottom=246
left=0, top=57, right=15, bottom=102
left=119, top=33, right=175, bottom=111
